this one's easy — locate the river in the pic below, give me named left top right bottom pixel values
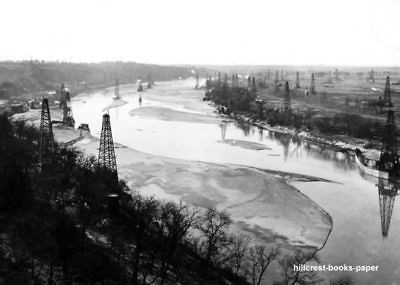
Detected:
left=71, top=79, right=400, bottom=284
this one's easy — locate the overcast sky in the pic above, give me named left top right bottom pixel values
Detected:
left=1, top=0, right=400, bottom=66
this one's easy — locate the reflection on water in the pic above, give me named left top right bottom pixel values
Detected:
left=375, top=178, right=399, bottom=237
left=234, top=120, right=356, bottom=170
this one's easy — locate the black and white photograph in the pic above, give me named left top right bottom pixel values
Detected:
left=0, top=0, right=400, bottom=284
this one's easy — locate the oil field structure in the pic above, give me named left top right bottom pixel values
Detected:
left=39, top=98, right=55, bottom=170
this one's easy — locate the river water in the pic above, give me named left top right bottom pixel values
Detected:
left=72, top=79, right=400, bottom=284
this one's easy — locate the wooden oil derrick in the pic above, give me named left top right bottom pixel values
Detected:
left=137, top=80, right=144, bottom=92
left=384, top=76, right=391, bottom=103
left=39, top=98, right=54, bottom=168
left=59, top=83, right=65, bottom=110
left=147, top=74, right=153, bottom=89
left=62, top=89, right=75, bottom=127
left=224, top=73, right=228, bottom=87
left=247, top=76, right=251, bottom=90
left=231, top=74, right=236, bottom=88
left=282, top=81, right=291, bottom=112
left=295, top=71, right=300, bottom=88
left=378, top=110, right=399, bottom=172
left=377, top=178, right=398, bottom=237
left=334, top=68, right=340, bottom=81
left=367, top=69, right=375, bottom=83
left=252, top=77, right=257, bottom=92
left=327, top=71, right=333, bottom=84
left=274, top=71, right=279, bottom=85
left=256, top=99, right=265, bottom=119
left=98, top=113, right=118, bottom=183
left=235, top=74, right=239, bottom=87
left=195, top=74, right=199, bottom=89
left=310, top=73, right=316, bottom=95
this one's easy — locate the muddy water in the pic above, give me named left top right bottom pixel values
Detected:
left=72, top=79, right=400, bottom=284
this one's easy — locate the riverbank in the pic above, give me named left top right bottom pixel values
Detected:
left=12, top=95, right=333, bottom=255
left=226, top=108, right=381, bottom=159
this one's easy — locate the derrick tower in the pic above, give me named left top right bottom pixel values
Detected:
left=274, top=71, right=279, bottom=85
left=59, top=82, right=65, bottom=110
left=63, top=89, right=75, bottom=127
left=252, top=77, right=257, bottom=92
left=247, top=76, right=251, bottom=90
left=377, top=179, right=398, bottom=237
left=39, top=98, right=54, bottom=167
left=310, top=73, right=316, bottom=95
left=224, top=73, right=228, bottom=87
left=231, top=74, right=236, bottom=88
left=384, top=76, right=391, bottom=103
left=327, top=71, right=333, bottom=84
left=98, top=113, right=118, bottom=182
left=378, top=110, right=399, bottom=172
left=334, top=69, right=340, bottom=81
left=367, top=69, right=375, bottom=83
left=282, top=81, right=291, bottom=112
left=295, top=71, right=300, bottom=88
left=195, top=74, right=199, bottom=89
left=114, top=79, right=120, bottom=100
left=147, top=74, right=153, bottom=89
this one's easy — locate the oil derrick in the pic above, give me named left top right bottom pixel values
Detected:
left=63, top=89, right=75, bottom=127
left=39, top=98, right=54, bottom=168
left=367, top=69, right=375, bottom=83
left=256, top=99, right=265, bottom=119
left=223, top=73, right=228, bottom=87
left=295, top=71, right=300, bottom=88
left=137, top=80, right=144, bottom=92
left=252, top=77, right=257, bottom=92
left=247, top=76, right=251, bottom=90
left=378, top=110, right=399, bottom=172
left=235, top=74, right=239, bottom=87
left=218, top=72, right=221, bottom=85
left=147, top=74, right=153, bottom=89
left=282, top=81, right=291, bottom=112
left=383, top=76, right=391, bottom=103
left=59, top=83, right=65, bottom=110
left=231, top=74, right=236, bottom=88
left=114, top=79, right=120, bottom=100
left=195, top=74, right=199, bottom=89
left=377, top=179, right=398, bottom=237
left=327, top=72, right=333, bottom=84
left=274, top=71, right=279, bottom=85
left=334, top=69, right=340, bottom=81
left=310, top=73, right=316, bottom=95
left=98, top=113, right=118, bottom=183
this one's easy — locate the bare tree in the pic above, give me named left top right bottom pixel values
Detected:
left=278, top=249, right=321, bottom=285
left=248, top=245, right=279, bottom=285
left=228, top=233, right=251, bottom=277
left=196, top=208, right=232, bottom=271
